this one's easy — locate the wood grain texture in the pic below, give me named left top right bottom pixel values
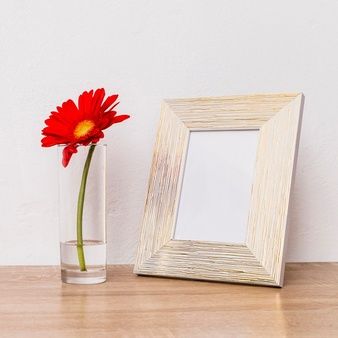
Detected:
left=1, top=264, right=338, bottom=338
left=134, top=105, right=190, bottom=269
left=134, top=93, right=304, bottom=287
left=247, top=94, right=304, bottom=286
left=136, top=240, right=275, bottom=286
left=164, top=93, right=300, bottom=130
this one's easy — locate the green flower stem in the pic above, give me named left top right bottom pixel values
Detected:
left=77, top=144, right=96, bottom=272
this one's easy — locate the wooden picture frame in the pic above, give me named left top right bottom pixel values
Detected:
left=134, top=93, right=304, bottom=287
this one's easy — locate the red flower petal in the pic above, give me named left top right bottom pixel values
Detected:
left=91, top=88, right=106, bottom=119
left=42, top=125, right=72, bottom=139
left=58, top=99, right=79, bottom=117
left=78, top=129, right=104, bottom=146
left=100, top=113, right=130, bottom=130
left=41, top=135, right=67, bottom=147
left=112, top=114, right=130, bottom=123
left=101, top=94, right=118, bottom=112
left=78, top=90, right=94, bottom=119
left=62, top=144, right=78, bottom=167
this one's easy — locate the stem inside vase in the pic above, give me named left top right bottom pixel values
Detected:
left=76, top=144, right=96, bottom=271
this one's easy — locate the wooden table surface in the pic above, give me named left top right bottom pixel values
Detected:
left=0, top=263, right=338, bottom=337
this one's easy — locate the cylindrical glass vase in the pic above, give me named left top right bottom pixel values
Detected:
left=58, top=144, right=106, bottom=284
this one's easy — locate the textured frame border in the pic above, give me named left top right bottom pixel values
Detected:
left=134, top=93, right=304, bottom=287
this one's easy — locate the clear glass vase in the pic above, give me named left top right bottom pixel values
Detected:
left=58, top=144, right=106, bottom=284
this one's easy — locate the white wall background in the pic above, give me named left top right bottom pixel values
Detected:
left=0, top=0, right=337, bottom=265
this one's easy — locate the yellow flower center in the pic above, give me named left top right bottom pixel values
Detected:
left=74, top=120, right=95, bottom=138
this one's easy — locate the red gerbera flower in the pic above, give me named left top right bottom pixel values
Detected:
left=41, top=88, right=130, bottom=167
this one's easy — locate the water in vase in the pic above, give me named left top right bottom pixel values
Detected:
left=60, top=240, right=106, bottom=284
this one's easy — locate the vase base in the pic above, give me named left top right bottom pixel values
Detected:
left=60, top=240, right=106, bottom=284
left=61, top=267, right=106, bottom=284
